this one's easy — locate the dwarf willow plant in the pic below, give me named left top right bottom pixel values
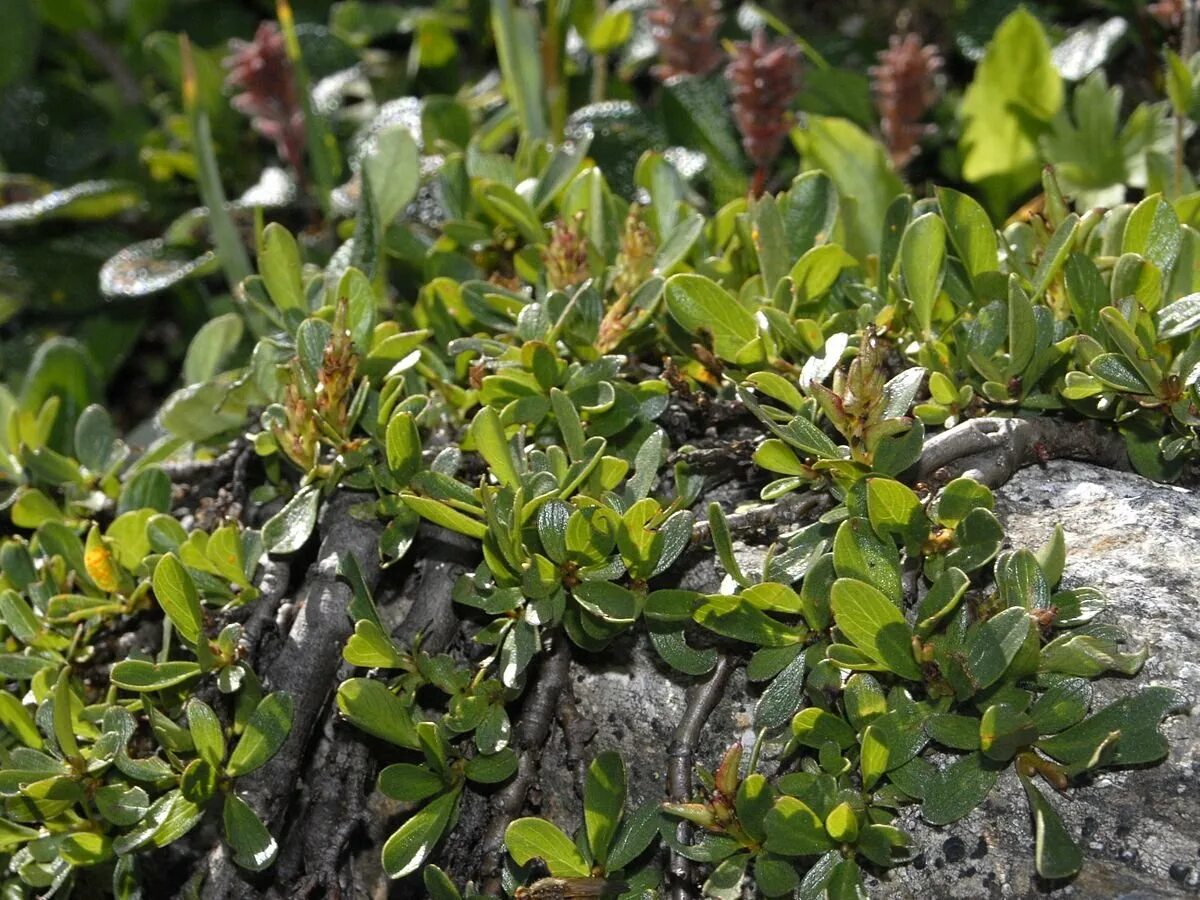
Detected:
left=2, top=2, right=1199, bottom=898
left=0, top=395, right=294, bottom=895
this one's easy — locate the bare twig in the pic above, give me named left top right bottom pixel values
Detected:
left=667, top=654, right=734, bottom=900
left=478, top=637, right=572, bottom=892
left=77, top=30, right=143, bottom=105
left=160, top=441, right=243, bottom=482
left=200, top=492, right=383, bottom=899
left=914, top=416, right=1128, bottom=489
left=691, top=492, right=828, bottom=546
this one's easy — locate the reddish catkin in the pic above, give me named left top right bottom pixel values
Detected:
left=870, top=32, right=943, bottom=170
left=726, top=30, right=802, bottom=192
left=223, top=22, right=307, bottom=176
left=647, top=0, right=725, bottom=80
left=1148, top=0, right=1185, bottom=29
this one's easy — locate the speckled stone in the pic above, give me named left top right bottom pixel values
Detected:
left=879, top=460, right=1200, bottom=898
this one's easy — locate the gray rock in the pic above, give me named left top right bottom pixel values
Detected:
left=529, top=461, right=1200, bottom=898
left=880, top=460, right=1200, bottom=898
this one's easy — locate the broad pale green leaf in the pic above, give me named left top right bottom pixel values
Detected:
left=262, top=485, right=320, bottom=554
left=504, top=817, right=591, bottom=877
left=336, top=678, right=419, bottom=749
left=385, top=412, right=422, bottom=486
left=364, top=125, right=419, bottom=224
left=830, top=578, right=921, bottom=680
left=793, top=116, right=903, bottom=257
left=186, top=699, right=225, bottom=770
left=665, top=274, right=759, bottom=362
left=833, top=518, right=903, bottom=604
left=258, top=223, right=304, bottom=312
left=402, top=495, right=487, bottom=539
left=110, top=660, right=202, bottom=691
left=960, top=9, right=1063, bottom=191
left=695, top=595, right=801, bottom=647
left=378, top=763, right=448, bottom=802
left=763, top=796, right=834, bottom=856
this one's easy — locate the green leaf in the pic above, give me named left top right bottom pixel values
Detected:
left=648, top=625, right=718, bottom=675
left=227, top=693, right=293, bottom=777
left=830, top=578, right=921, bottom=680
left=866, top=478, right=926, bottom=550
left=336, top=678, right=419, bottom=748
left=1020, top=773, right=1083, bottom=879
left=584, top=751, right=626, bottom=867
left=607, top=800, right=662, bottom=871
left=0, top=693, right=41, bottom=748
left=833, top=518, right=902, bottom=603
left=258, top=223, right=304, bottom=313
left=921, top=752, right=1001, bottom=825
left=464, top=748, right=518, bottom=784
left=1037, top=687, right=1179, bottom=768
left=707, top=502, right=748, bottom=587
left=94, top=784, right=149, bottom=828
left=52, top=668, right=79, bottom=761
left=859, top=725, right=889, bottom=791
left=385, top=412, right=423, bottom=486
left=963, top=607, right=1033, bottom=692
left=379, top=763, right=448, bottom=802
left=665, top=274, right=759, bottom=363
left=401, top=494, right=487, bottom=539
left=790, top=707, right=857, bottom=751
left=262, top=486, right=320, bottom=554
left=695, top=595, right=801, bottom=647
left=183, top=313, right=244, bottom=386
left=763, top=796, right=834, bottom=856
left=793, top=116, right=903, bottom=257
left=424, top=864, right=464, bottom=900
left=382, top=790, right=458, bottom=878
left=959, top=8, right=1063, bottom=193
left=753, top=194, right=791, bottom=297
left=754, top=650, right=807, bottom=730
left=364, top=126, right=419, bottom=224
left=900, top=214, right=946, bottom=336
left=152, top=553, right=204, bottom=646
left=504, top=817, right=591, bottom=877
left=186, top=699, right=225, bottom=770
left=979, top=703, right=1038, bottom=762
left=1156, top=291, right=1200, bottom=340
left=490, top=0, right=547, bottom=141
left=925, top=713, right=981, bottom=751
left=344, top=619, right=405, bottom=668
left=109, top=660, right=202, bottom=691
left=223, top=793, right=278, bottom=871
left=937, top=187, right=998, bottom=280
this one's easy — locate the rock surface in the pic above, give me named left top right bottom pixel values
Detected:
left=532, top=461, right=1200, bottom=898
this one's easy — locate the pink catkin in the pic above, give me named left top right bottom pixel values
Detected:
left=647, top=0, right=726, bottom=80
left=870, top=33, right=943, bottom=170
left=726, top=30, right=802, bottom=177
left=223, top=22, right=307, bottom=176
